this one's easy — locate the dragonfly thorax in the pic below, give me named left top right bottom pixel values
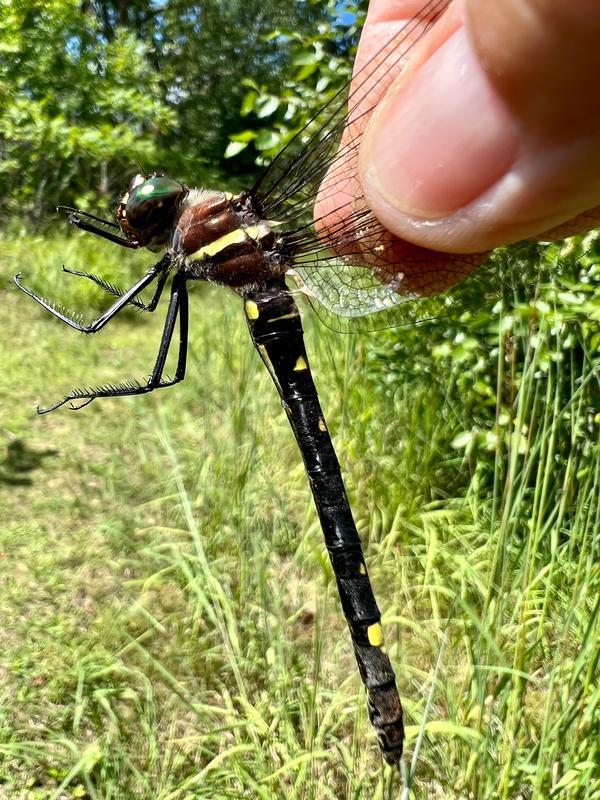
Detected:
left=172, top=187, right=286, bottom=289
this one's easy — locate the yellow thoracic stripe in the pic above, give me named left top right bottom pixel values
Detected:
left=189, top=223, right=271, bottom=260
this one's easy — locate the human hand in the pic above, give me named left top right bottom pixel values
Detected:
left=360, top=0, right=600, bottom=252
left=316, top=0, right=600, bottom=294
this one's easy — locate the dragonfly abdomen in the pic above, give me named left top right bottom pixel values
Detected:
left=245, top=284, right=404, bottom=765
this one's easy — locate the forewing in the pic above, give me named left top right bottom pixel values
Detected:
left=250, top=0, right=490, bottom=326
left=253, top=0, right=451, bottom=227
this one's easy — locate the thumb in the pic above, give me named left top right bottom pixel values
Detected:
left=359, top=0, right=600, bottom=253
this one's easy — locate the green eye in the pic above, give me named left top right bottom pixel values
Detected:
left=128, top=177, right=185, bottom=212
left=118, top=175, right=187, bottom=247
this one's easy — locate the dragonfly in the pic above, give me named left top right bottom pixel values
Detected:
left=13, top=0, right=559, bottom=765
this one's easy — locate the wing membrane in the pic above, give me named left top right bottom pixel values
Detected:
left=253, top=0, right=451, bottom=225
left=249, top=0, right=580, bottom=332
left=290, top=238, right=584, bottom=333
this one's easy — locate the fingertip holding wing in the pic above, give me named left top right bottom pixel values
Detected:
left=313, top=0, right=486, bottom=299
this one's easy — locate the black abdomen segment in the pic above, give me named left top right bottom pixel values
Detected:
left=244, top=281, right=403, bottom=765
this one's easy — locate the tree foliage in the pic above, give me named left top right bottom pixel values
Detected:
left=0, top=0, right=172, bottom=220
left=226, top=0, right=366, bottom=168
left=0, top=0, right=356, bottom=224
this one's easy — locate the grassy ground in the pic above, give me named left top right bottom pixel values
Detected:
left=0, top=237, right=598, bottom=799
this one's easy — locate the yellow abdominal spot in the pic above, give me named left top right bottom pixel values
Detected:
left=245, top=300, right=259, bottom=320
left=367, top=623, right=384, bottom=647
left=190, top=223, right=270, bottom=260
left=293, top=356, right=308, bottom=372
left=318, top=418, right=327, bottom=432
left=359, top=563, right=366, bottom=575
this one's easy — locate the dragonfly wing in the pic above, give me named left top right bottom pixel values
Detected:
left=250, top=0, right=492, bottom=327
left=288, top=235, right=575, bottom=334
left=284, top=192, right=485, bottom=331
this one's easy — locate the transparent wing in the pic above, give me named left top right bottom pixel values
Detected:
left=288, top=237, right=592, bottom=334
left=250, top=0, right=586, bottom=331
left=252, top=0, right=451, bottom=226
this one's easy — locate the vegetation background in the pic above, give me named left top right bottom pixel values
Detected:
left=0, top=1, right=598, bottom=798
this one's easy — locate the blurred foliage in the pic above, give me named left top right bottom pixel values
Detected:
left=367, top=232, right=600, bottom=513
left=0, top=0, right=172, bottom=221
left=0, top=0, right=365, bottom=225
left=225, top=0, right=366, bottom=166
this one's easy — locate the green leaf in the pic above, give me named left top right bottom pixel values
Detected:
left=241, top=77, right=261, bottom=91
left=451, top=431, right=475, bottom=450
left=255, top=129, right=281, bottom=151
left=404, top=721, right=483, bottom=742
left=553, top=769, right=580, bottom=791
left=291, top=47, right=318, bottom=66
left=224, top=141, right=249, bottom=158
left=255, top=94, right=280, bottom=119
left=295, top=63, right=319, bottom=82
left=240, top=90, right=258, bottom=117
left=229, top=130, right=257, bottom=143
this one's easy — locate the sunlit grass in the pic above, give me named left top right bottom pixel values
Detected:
left=0, top=235, right=598, bottom=799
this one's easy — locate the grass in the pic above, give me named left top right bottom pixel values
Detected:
left=0, top=235, right=598, bottom=799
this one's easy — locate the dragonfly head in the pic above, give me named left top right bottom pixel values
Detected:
left=117, top=173, right=188, bottom=251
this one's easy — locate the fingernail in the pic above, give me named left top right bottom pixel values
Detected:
left=362, top=26, right=517, bottom=218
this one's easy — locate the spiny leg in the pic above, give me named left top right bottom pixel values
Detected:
left=60, top=267, right=146, bottom=311
left=38, top=275, right=189, bottom=414
left=61, top=265, right=170, bottom=312
left=57, top=206, right=139, bottom=248
left=14, top=254, right=170, bottom=333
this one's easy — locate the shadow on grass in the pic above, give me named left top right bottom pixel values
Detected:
left=0, top=438, right=58, bottom=486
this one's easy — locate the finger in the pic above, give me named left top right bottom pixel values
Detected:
left=316, top=0, right=457, bottom=229
left=360, top=0, right=600, bottom=252
left=314, top=0, right=488, bottom=297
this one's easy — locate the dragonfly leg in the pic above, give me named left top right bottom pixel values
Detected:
left=61, top=265, right=170, bottom=312
left=14, top=254, right=171, bottom=333
left=57, top=206, right=139, bottom=248
left=37, top=275, right=189, bottom=414
left=139, top=268, right=171, bottom=312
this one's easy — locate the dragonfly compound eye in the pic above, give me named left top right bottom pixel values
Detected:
left=117, top=174, right=188, bottom=248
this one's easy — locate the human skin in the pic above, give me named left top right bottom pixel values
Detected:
left=315, top=0, right=600, bottom=294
